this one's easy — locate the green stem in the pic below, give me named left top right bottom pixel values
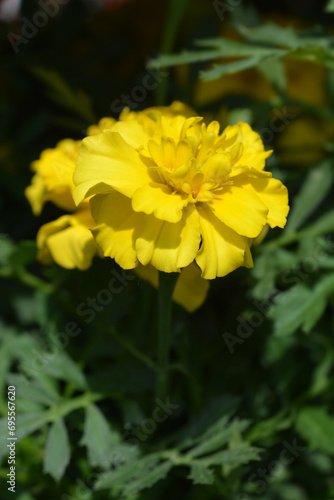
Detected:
left=156, top=272, right=178, bottom=400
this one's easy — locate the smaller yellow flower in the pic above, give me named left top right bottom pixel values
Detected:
left=25, top=139, right=80, bottom=215
left=25, top=137, right=96, bottom=270
left=36, top=210, right=96, bottom=270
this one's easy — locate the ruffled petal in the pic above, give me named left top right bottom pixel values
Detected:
left=210, top=186, right=268, bottom=238
left=132, top=182, right=189, bottom=223
left=90, top=191, right=145, bottom=269
left=36, top=211, right=96, bottom=270
left=136, top=205, right=201, bottom=272
left=234, top=122, right=272, bottom=171
left=233, top=173, right=289, bottom=228
left=73, top=131, right=156, bottom=205
left=196, top=205, right=251, bottom=279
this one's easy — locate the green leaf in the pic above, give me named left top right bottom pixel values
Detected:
left=16, top=411, right=50, bottom=441
left=188, top=419, right=250, bottom=458
left=6, top=373, right=59, bottom=406
left=200, top=55, right=268, bottom=81
left=42, top=350, right=87, bottom=389
left=252, top=248, right=298, bottom=300
left=268, top=274, right=334, bottom=336
left=258, top=58, right=287, bottom=92
left=176, top=396, right=239, bottom=451
left=44, top=418, right=71, bottom=482
left=239, top=23, right=301, bottom=49
left=95, top=452, right=161, bottom=490
left=198, top=445, right=261, bottom=466
left=81, top=404, right=120, bottom=468
left=325, top=0, right=334, bottom=12
left=285, top=161, right=333, bottom=234
left=296, top=407, right=334, bottom=454
left=308, top=351, right=333, bottom=397
left=188, top=463, right=214, bottom=485
left=122, top=460, right=173, bottom=497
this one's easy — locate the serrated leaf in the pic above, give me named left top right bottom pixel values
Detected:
left=258, top=58, right=287, bottom=92
left=199, top=445, right=261, bottom=466
left=239, top=23, right=300, bottom=49
left=44, top=418, right=70, bottom=482
left=15, top=411, right=50, bottom=441
left=95, top=452, right=161, bottom=490
left=81, top=404, right=120, bottom=468
left=122, top=460, right=173, bottom=497
left=285, top=161, right=333, bottom=233
left=269, top=274, right=334, bottom=336
left=296, top=407, right=334, bottom=454
left=42, top=350, right=87, bottom=389
left=269, top=285, right=314, bottom=336
left=189, top=419, right=250, bottom=458
left=200, top=55, right=268, bottom=81
left=176, top=395, right=239, bottom=451
left=188, top=463, right=214, bottom=485
left=6, top=373, right=58, bottom=406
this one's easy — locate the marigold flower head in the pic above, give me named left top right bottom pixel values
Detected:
left=73, top=102, right=289, bottom=279
left=26, top=108, right=209, bottom=311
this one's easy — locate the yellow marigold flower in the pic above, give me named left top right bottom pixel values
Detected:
left=25, top=138, right=96, bottom=270
left=73, top=104, right=289, bottom=279
left=26, top=110, right=210, bottom=310
left=36, top=210, right=96, bottom=270
left=25, top=139, right=81, bottom=215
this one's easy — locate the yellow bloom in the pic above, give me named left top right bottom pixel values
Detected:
left=25, top=137, right=97, bottom=270
left=25, top=139, right=80, bottom=215
left=36, top=210, right=96, bottom=270
left=26, top=110, right=210, bottom=310
left=73, top=104, right=289, bottom=279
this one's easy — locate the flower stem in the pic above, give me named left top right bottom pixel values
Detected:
left=157, top=271, right=178, bottom=400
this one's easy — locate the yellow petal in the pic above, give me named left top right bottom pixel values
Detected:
left=234, top=122, right=272, bottom=171
left=202, top=153, right=231, bottom=180
left=173, top=262, right=210, bottom=312
left=90, top=191, right=145, bottom=269
left=233, top=174, right=289, bottom=228
left=36, top=212, right=96, bottom=270
left=136, top=205, right=201, bottom=272
left=196, top=205, right=251, bottom=279
left=210, top=186, right=268, bottom=238
left=132, top=182, right=189, bottom=223
left=110, top=119, right=149, bottom=149
left=73, top=131, right=157, bottom=205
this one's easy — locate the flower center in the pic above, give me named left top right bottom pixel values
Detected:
left=145, top=116, right=243, bottom=203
